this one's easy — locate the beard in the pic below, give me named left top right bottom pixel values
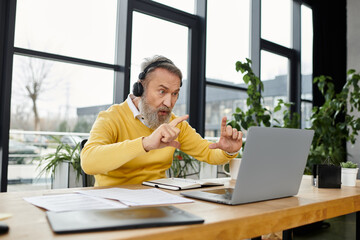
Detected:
left=139, top=95, right=172, bottom=130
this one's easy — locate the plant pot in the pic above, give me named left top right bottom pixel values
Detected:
left=52, top=161, right=82, bottom=189
left=341, top=168, right=359, bottom=186
left=312, top=164, right=341, bottom=188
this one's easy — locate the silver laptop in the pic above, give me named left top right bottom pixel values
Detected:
left=181, top=127, right=314, bottom=205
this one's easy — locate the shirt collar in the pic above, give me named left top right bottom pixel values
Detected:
left=126, top=94, right=142, bottom=119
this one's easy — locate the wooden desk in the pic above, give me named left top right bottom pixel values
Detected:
left=1, top=176, right=359, bottom=240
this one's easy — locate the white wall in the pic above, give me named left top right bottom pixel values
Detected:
left=347, top=0, right=360, bottom=177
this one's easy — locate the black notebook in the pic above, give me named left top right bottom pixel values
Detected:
left=46, top=206, right=204, bottom=234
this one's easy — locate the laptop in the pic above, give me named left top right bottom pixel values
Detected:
left=181, top=127, right=314, bottom=205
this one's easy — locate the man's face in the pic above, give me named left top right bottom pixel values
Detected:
left=139, top=68, right=181, bottom=129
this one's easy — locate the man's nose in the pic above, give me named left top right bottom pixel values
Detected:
left=163, top=94, right=172, bottom=107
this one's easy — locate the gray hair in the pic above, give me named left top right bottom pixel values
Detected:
left=140, top=55, right=183, bottom=85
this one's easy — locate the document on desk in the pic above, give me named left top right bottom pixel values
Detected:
left=24, top=193, right=127, bottom=212
left=75, top=188, right=194, bottom=206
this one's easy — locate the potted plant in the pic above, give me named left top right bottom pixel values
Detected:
left=37, top=137, right=83, bottom=188
left=227, top=58, right=300, bottom=135
left=169, top=149, right=200, bottom=178
left=340, top=161, right=359, bottom=186
left=307, top=70, right=360, bottom=188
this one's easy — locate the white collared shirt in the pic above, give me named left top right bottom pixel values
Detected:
left=126, top=94, right=149, bottom=127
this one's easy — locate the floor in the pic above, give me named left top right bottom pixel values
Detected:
left=293, top=213, right=356, bottom=240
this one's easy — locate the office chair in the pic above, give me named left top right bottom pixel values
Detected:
left=80, top=139, right=95, bottom=187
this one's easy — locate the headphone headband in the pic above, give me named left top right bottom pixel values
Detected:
left=138, top=60, right=171, bottom=80
left=133, top=59, right=182, bottom=97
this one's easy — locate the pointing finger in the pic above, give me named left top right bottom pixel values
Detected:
left=169, top=115, right=189, bottom=127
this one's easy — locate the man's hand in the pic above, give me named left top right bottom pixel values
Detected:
left=142, top=115, right=189, bottom=152
left=209, top=117, right=243, bottom=153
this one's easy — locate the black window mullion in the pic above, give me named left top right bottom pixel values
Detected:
left=132, top=0, right=197, bottom=27
left=260, top=39, right=293, bottom=59
left=291, top=0, right=302, bottom=122
left=114, top=0, right=133, bottom=103
left=14, top=47, right=123, bottom=71
left=0, top=0, right=17, bottom=192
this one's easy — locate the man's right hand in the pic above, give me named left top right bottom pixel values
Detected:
left=142, top=115, right=189, bottom=152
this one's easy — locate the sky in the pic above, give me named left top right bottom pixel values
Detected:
left=11, top=0, right=313, bottom=121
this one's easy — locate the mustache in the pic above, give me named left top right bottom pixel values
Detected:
left=158, top=106, right=171, bottom=112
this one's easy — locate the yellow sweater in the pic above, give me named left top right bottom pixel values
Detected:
left=81, top=101, right=235, bottom=186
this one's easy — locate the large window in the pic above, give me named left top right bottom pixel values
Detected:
left=7, top=0, right=118, bottom=191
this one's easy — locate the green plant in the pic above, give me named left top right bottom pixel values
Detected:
left=340, top=161, right=358, bottom=169
left=170, top=149, right=200, bottom=178
left=37, top=137, right=82, bottom=180
left=307, top=70, right=360, bottom=172
left=227, top=58, right=300, bottom=132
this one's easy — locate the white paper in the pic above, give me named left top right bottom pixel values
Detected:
left=76, top=188, right=193, bottom=206
left=24, top=193, right=127, bottom=212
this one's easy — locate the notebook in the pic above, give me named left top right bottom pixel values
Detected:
left=142, top=178, right=224, bottom=190
left=181, top=127, right=314, bottom=205
left=46, top=206, right=204, bottom=234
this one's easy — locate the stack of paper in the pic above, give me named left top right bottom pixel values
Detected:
left=75, top=188, right=193, bottom=206
left=24, top=188, right=193, bottom=212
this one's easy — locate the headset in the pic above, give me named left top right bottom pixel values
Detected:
left=132, top=60, right=180, bottom=97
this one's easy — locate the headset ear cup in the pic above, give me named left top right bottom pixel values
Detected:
left=132, top=82, right=144, bottom=97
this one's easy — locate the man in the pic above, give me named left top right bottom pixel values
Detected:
left=81, top=55, right=243, bottom=186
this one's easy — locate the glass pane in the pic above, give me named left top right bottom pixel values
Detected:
left=261, top=51, right=289, bottom=124
left=261, top=0, right=292, bottom=47
left=301, top=101, right=312, bottom=129
left=151, top=0, right=195, bottom=14
left=206, top=0, right=250, bottom=84
left=8, top=55, right=113, bottom=191
left=301, top=5, right=313, bottom=101
left=14, top=0, right=117, bottom=64
left=131, top=12, right=189, bottom=116
left=205, top=86, right=247, bottom=138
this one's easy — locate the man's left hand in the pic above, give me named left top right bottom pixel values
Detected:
left=209, top=117, right=243, bottom=153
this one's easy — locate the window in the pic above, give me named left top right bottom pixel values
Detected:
left=7, top=0, right=118, bottom=191
left=205, top=86, right=247, bottom=137
left=261, top=51, right=289, bottom=124
left=131, top=12, right=189, bottom=116
left=206, top=0, right=250, bottom=84
left=301, top=4, right=313, bottom=128
left=205, top=0, right=250, bottom=137
left=15, top=0, right=117, bottom=64
left=261, top=0, right=292, bottom=48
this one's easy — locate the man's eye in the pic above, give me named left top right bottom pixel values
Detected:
left=159, top=90, right=165, bottom=94
left=172, top=92, right=179, bottom=96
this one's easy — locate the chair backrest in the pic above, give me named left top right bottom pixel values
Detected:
left=79, top=139, right=95, bottom=187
